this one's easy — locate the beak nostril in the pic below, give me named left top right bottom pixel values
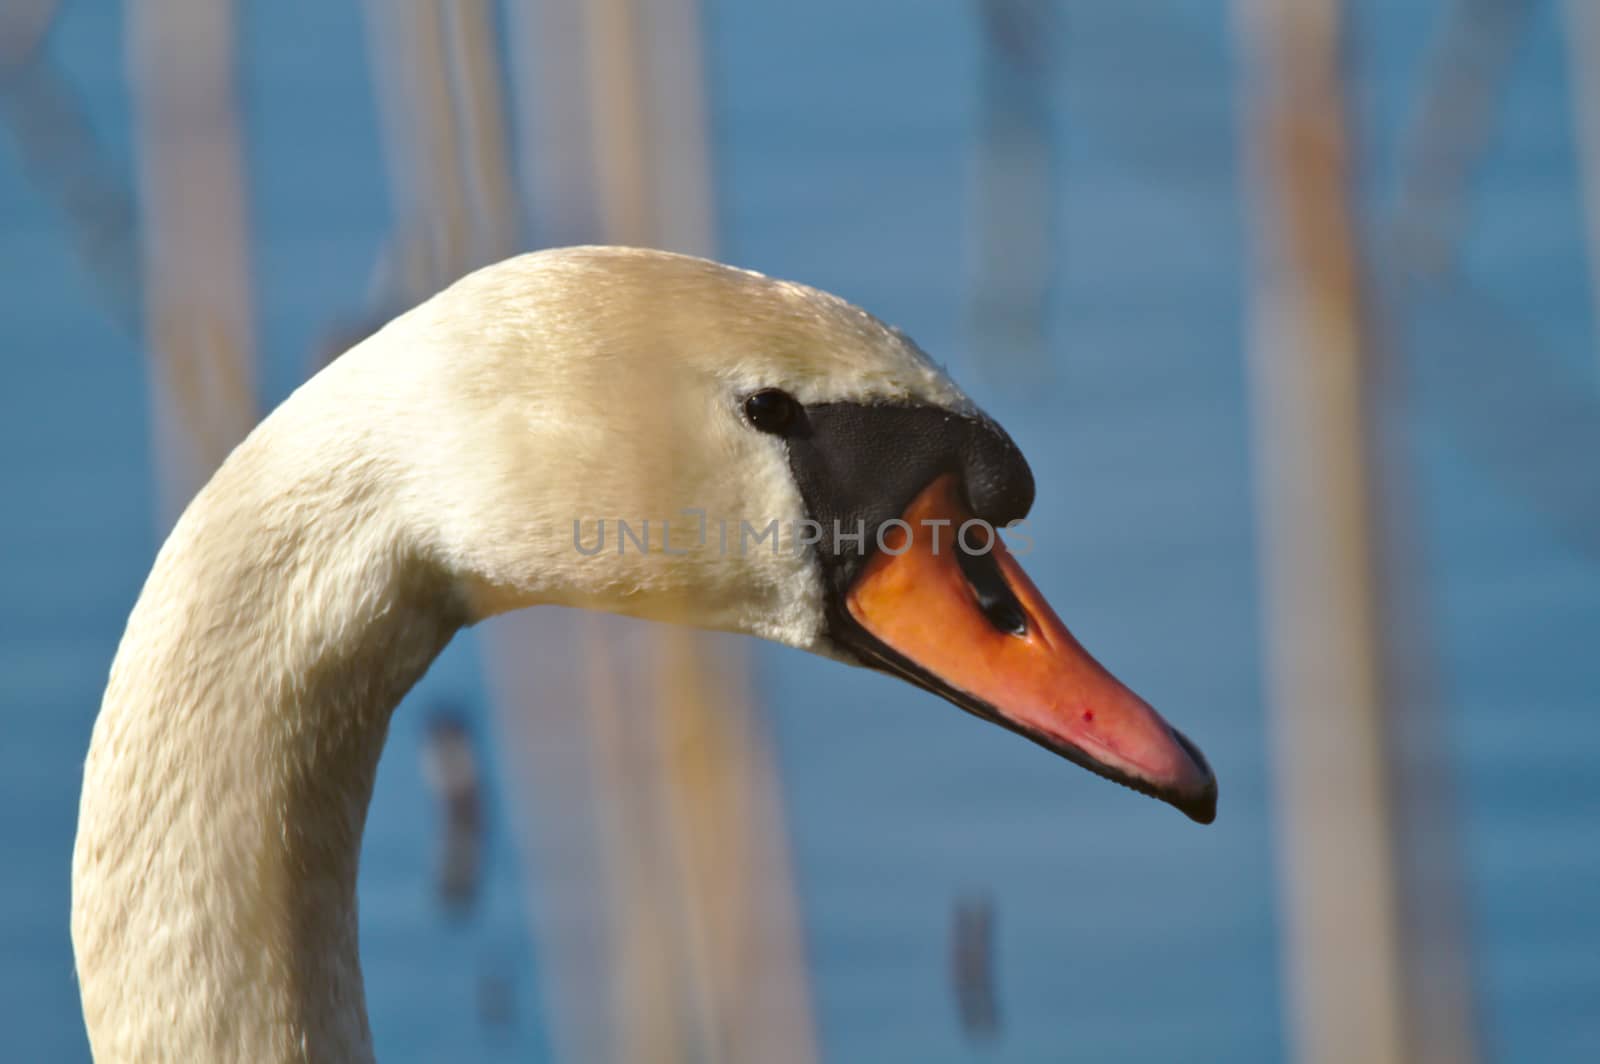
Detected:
left=984, top=599, right=1028, bottom=638
left=955, top=546, right=1028, bottom=637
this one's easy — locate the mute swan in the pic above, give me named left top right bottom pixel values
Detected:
left=72, top=246, right=1215, bottom=1062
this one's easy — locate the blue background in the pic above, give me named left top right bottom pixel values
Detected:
left=2, top=2, right=1596, bottom=1060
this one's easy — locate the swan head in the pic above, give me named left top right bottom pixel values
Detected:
left=353, top=246, right=1215, bottom=822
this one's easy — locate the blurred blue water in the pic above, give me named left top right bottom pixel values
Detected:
left=1, top=2, right=1595, bottom=1061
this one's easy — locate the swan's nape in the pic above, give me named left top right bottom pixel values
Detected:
left=72, top=246, right=1215, bottom=1062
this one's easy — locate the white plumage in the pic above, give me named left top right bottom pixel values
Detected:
left=72, top=247, right=973, bottom=1062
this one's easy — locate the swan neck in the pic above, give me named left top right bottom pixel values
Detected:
left=72, top=441, right=466, bottom=1063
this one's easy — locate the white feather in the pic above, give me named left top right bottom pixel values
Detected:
left=72, top=247, right=973, bottom=1062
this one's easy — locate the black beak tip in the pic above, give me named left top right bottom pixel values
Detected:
left=1177, top=780, right=1219, bottom=825
left=1171, top=727, right=1218, bottom=825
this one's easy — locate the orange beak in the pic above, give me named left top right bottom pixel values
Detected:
left=844, top=476, right=1217, bottom=823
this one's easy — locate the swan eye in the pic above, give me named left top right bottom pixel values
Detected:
left=742, top=389, right=801, bottom=435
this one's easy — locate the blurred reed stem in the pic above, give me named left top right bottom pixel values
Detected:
left=126, top=0, right=257, bottom=528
